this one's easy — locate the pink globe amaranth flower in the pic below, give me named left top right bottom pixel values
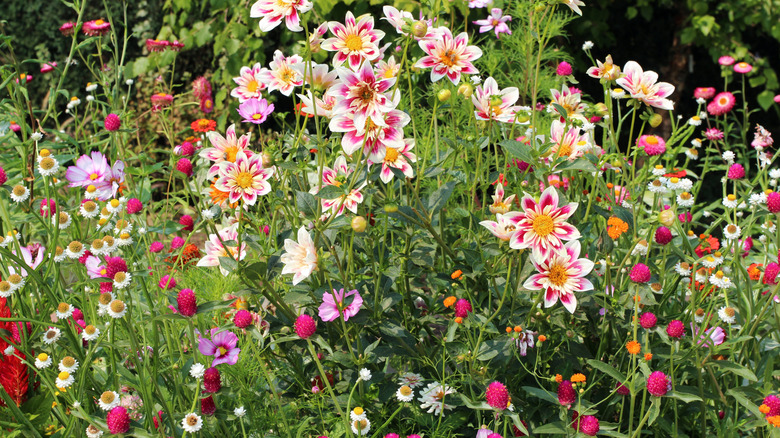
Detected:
left=72, top=307, right=84, bottom=321
left=177, top=289, right=197, bottom=317
left=233, top=309, right=253, bottom=328
left=763, top=395, right=780, bottom=417
left=319, top=288, right=363, bottom=322
left=616, top=382, right=630, bottom=395
left=176, top=141, right=196, bottom=156
left=636, top=135, right=666, bottom=156
left=666, top=320, right=685, bottom=338
left=556, top=61, right=573, bottom=76
left=454, top=298, right=472, bottom=318
left=414, top=27, right=482, bottom=85
left=159, top=275, right=176, bottom=289
left=727, top=163, right=745, bottom=180
left=733, top=62, right=753, bottom=74
left=768, top=192, right=780, bottom=213
left=775, top=94, right=780, bottom=103
left=707, top=92, right=736, bottom=116
left=201, top=395, right=216, bottom=415
left=640, top=312, right=657, bottom=329
left=693, top=87, right=716, bottom=99
left=104, top=113, right=121, bottom=131
left=0, top=166, right=6, bottom=185
left=198, top=328, right=240, bottom=366
left=557, top=380, right=576, bottom=407
left=655, top=226, right=672, bottom=245
left=106, top=406, right=130, bottom=434
left=718, top=55, right=735, bottom=66
left=59, top=22, right=76, bottom=36
left=203, top=367, right=221, bottom=392
left=125, top=198, right=143, bottom=214
left=384, top=435, right=400, bottom=438
left=39, top=198, right=56, bottom=217
left=646, top=371, right=671, bottom=397
left=179, top=214, right=194, bottom=231
left=630, top=263, right=651, bottom=283
left=486, top=434, right=503, bottom=438
left=678, top=212, right=692, bottom=223
left=577, top=415, right=600, bottom=436
left=171, top=237, right=185, bottom=250
left=485, top=381, right=510, bottom=410
left=294, top=314, right=316, bottom=339
left=176, top=158, right=193, bottom=177
left=149, top=241, right=165, bottom=253
left=105, top=257, right=127, bottom=279
left=238, top=98, right=274, bottom=124
left=763, top=262, right=780, bottom=285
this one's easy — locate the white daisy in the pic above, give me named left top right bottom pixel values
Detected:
left=632, top=240, right=648, bottom=256
left=749, top=193, right=767, bottom=206
left=718, top=306, right=736, bottom=324
left=181, top=413, right=203, bottom=433
left=688, top=116, right=702, bottom=126
left=35, top=353, right=52, bottom=369
left=694, top=309, right=706, bottom=323
left=107, top=299, right=127, bottom=318
left=86, top=82, right=98, bottom=92
left=65, top=241, right=86, bottom=259
left=82, top=324, right=100, bottom=341
left=762, top=220, right=776, bottom=233
left=722, top=151, right=735, bottom=162
left=396, top=385, right=414, bottom=402
left=723, top=224, right=741, bottom=240
left=691, top=138, right=702, bottom=148
left=30, top=132, right=44, bottom=142
left=116, top=233, right=133, bottom=247
left=234, top=406, right=246, bottom=417
left=709, top=271, right=733, bottom=289
left=358, top=368, right=372, bottom=382
left=86, top=425, right=103, bottom=438
left=113, top=220, right=132, bottom=235
left=685, top=149, right=699, bottom=160
left=677, top=192, right=694, bottom=207
left=10, top=185, right=30, bottom=203
left=56, top=371, right=75, bottom=388
left=113, top=272, right=132, bottom=289
left=79, top=201, right=100, bottom=218
left=651, top=165, right=666, bottom=176
left=769, top=169, right=780, bottom=179
left=98, top=391, right=120, bottom=411
left=58, top=356, right=80, bottom=373
left=648, top=179, right=669, bottom=194
left=38, top=156, right=60, bottom=176
left=722, top=195, right=738, bottom=208
left=582, top=41, right=594, bottom=50
left=350, top=407, right=367, bottom=422
left=418, top=382, right=456, bottom=416
left=190, top=363, right=206, bottom=379
left=351, top=417, right=370, bottom=436
left=43, top=327, right=62, bottom=344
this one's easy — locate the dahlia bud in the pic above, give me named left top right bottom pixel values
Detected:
left=411, top=21, right=428, bottom=38
left=351, top=216, right=367, bottom=233
left=437, top=89, right=451, bottom=102
left=648, top=113, right=663, bottom=128
left=457, top=83, right=473, bottom=98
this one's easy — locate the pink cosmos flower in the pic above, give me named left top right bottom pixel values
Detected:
left=472, top=77, right=522, bottom=123
left=65, top=151, right=110, bottom=188
left=237, top=98, right=274, bottom=124
left=200, top=124, right=253, bottom=176
left=85, top=255, right=108, bottom=279
left=586, top=55, right=621, bottom=80
left=414, top=27, right=482, bottom=85
left=198, top=328, right=240, bottom=366
left=249, top=0, right=312, bottom=32
left=377, top=138, right=416, bottom=183
left=489, top=182, right=516, bottom=214
left=231, top=63, right=268, bottom=102
left=280, top=226, right=317, bottom=285
left=319, top=288, right=363, bottom=322
left=196, top=225, right=247, bottom=276
left=310, top=156, right=366, bottom=217
left=327, top=62, right=397, bottom=134
left=524, top=240, right=594, bottom=313
left=473, top=9, right=512, bottom=39
left=733, top=62, right=753, bottom=74
left=259, top=50, right=303, bottom=96
left=9, top=244, right=45, bottom=277
left=549, top=120, right=588, bottom=161
left=480, top=212, right=522, bottom=241
left=321, top=12, right=385, bottom=70
left=718, top=56, right=735, bottom=66
left=707, top=92, right=735, bottom=116
left=508, top=186, right=581, bottom=259
left=616, top=61, right=675, bottom=110
left=92, top=160, right=126, bottom=201
left=214, top=151, right=273, bottom=206
left=692, top=324, right=725, bottom=347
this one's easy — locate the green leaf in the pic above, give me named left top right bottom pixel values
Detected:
left=757, top=89, right=776, bottom=111
left=668, top=387, right=702, bottom=402
left=713, top=360, right=757, bottom=381
left=314, top=184, right=345, bottom=200
left=727, top=387, right=762, bottom=417
left=522, top=386, right=558, bottom=404
left=648, top=398, right=660, bottom=425
left=499, top=139, right=534, bottom=163
left=533, top=422, right=567, bottom=434
left=587, top=359, right=627, bottom=383
left=555, top=158, right=597, bottom=173
left=459, top=394, right=492, bottom=410
left=296, top=191, right=317, bottom=217
left=219, top=256, right=238, bottom=273
left=426, top=181, right=457, bottom=215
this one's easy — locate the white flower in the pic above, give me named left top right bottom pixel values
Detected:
left=3, top=345, right=14, bottom=356
left=86, top=425, right=103, bottom=438
left=723, top=224, right=741, bottom=240
left=770, top=169, right=780, bottom=179
left=350, top=407, right=367, bottom=422
left=677, top=192, right=694, bottom=207
left=10, top=185, right=30, bottom=203
left=86, top=83, right=98, bottom=92
left=673, top=262, right=691, bottom=276
left=113, top=272, right=132, bottom=289
left=98, top=391, right=120, bottom=411
left=470, top=75, right=482, bottom=85
left=234, top=406, right=246, bottom=417
left=631, top=240, right=648, bottom=256
left=718, top=306, right=736, bottom=324
left=610, top=88, right=626, bottom=99
left=647, top=179, right=668, bottom=194
left=55, top=303, right=74, bottom=319
left=190, top=363, right=206, bottom=379
left=722, top=195, right=738, bottom=208
left=280, top=227, right=318, bottom=285
left=181, top=413, right=203, bottom=433
left=201, top=208, right=216, bottom=220
left=358, top=368, right=372, bottom=382
left=43, top=327, right=62, bottom=344
left=722, top=151, right=735, bottom=162
left=350, top=417, right=370, bottom=436
left=31, top=132, right=44, bottom=141
left=695, top=97, right=706, bottom=105
left=55, top=212, right=72, bottom=230
left=685, top=148, right=699, bottom=160
left=418, top=382, right=456, bottom=416
left=125, top=79, right=134, bottom=86
left=687, top=116, right=702, bottom=126
left=82, top=324, right=100, bottom=341
left=56, top=371, right=75, bottom=388
left=691, top=138, right=702, bottom=147
left=651, top=165, right=666, bottom=176
left=700, top=255, right=721, bottom=269
left=397, top=372, right=424, bottom=388
left=749, top=192, right=767, bottom=206
left=582, top=41, right=594, bottom=50
left=396, top=385, right=414, bottom=402
left=58, top=356, right=80, bottom=373
left=709, top=271, right=733, bottom=289
left=35, top=353, right=52, bottom=369
left=594, top=259, right=607, bottom=276
left=107, top=299, right=127, bottom=318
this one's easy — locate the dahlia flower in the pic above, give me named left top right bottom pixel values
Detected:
left=549, top=120, right=588, bottom=160
left=414, top=27, right=482, bottom=85
left=523, top=240, right=594, bottom=313
left=481, top=212, right=522, bottom=241
left=616, top=61, right=675, bottom=110
left=249, top=0, right=312, bottom=32
left=508, top=186, right=580, bottom=258
left=214, top=151, right=273, bottom=206
left=472, top=77, right=521, bottom=123
left=259, top=50, right=303, bottom=96
left=200, top=124, right=253, bottom=174
left=231, top=63, right=267, bottom=102
left=196, top=225, right=247, bottom=276
left=328, top=62, right=398, bottom=134
left=586, top=55, right=621, bottom=80
left=280, top=226, right=317, bottom=285
left=377, top=139, right=416, bottom=184
left=321, top=12, right=385, bottom=70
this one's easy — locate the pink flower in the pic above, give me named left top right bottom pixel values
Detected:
left=414, top=27, right=482, bottom=85
left=198, top=328, right=240, bottom=366
left=550, top=84, right=587, bottom=122
left=196, top=225, right=247, bottom=276
left=693, top=87, right=715, bottom=99
left=636, top=135, right=666, bottom=156
left=646, top=371, right=670, bottom=397
left=377, top=139, right=416, bottom=184
left=473, top=8, right=512, bottom=39
left=557, top=380, right=576, bottom=407
left=321, top=12, right=385, bottom=70
left=556, top=61, right=573, bottom=76
left=707, top=92, right=735, bottom=116
left=454, top=298, right=472, bottom=318
left=230, top=63, right=267, bottom=102
left=106, top=407, right=130, bottom=434
left=666, top=320, right=685, bottom=338
left=295, top=314, right=317, bottom=338
left=259, top=50, right=303, bottom=96
left=485, top=381, right=509, bottom=410
left=177, top=289, right=197, bottom=317
left=629, top=263, right=651, bottom=283
left=480, top=212, right=522, bottom=241
left=203, top=367, right=221, bottom=392
left=40, top=62, right=56, bottom=73
left=83, top=19, right=111, bottom=36
left=213, top=150, right=272, bottom=206
left=249, top=0, right=312, bottom=32
left=727, top=163, right=745, bottom=180
left=523, top=240, right=594, bottom=313
left=159, top=275, right=176, bottom=289
left=508, top=186, right=580, bottom=259
left=586, top=55, right=620, bottom=80
left=59, top=22, right=76, bottom=36
left=733, top=62, right=753, bottom=74
left=200, top=124, right=254, bottom=175
left=704, top=128, right=724, bottom=141
left=237, top=98, right=274, bottom=124
left=616, top=61, right=675, bottom=110
left=655, top=226, right=672, bottom=245
left=751, top=124, right=773, bottom=149
left=319, top=288, right=363, bottom=322
left=39, top=198, right=56, bottom=217
left=639, top=312, right=657, bottom=329
left=327, top=62, right=398, bottom=135
left=65, top=151, right=110, bottom=188
left=472, top=77, right=522, bottom=123
left=548, top=120, right=588, bottom=160
left=718, top=56, right=735, bottom=66
left=9, top=244, right=46, bottom=277
left=489, top=182, right=516, bottom=214
left=310, top=156, right=366, bottom=217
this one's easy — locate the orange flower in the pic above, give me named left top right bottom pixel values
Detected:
left=570, top=373, right=586, bottom=383
left=505, top=327, right=512, bottom=333
left=455, top=317, right=463, bottom=324
left=451, top=269, right=463, bottom=280
left=443, top=296, right=457, bottom=308
left=769, top=415, right=780, bottom=427
left=209, top=182, right=238, bottom=209
left=538, top=335, right=547, bottom=342
left=760, top=404, right=770, bottom=414
left=644, top=353, right=653, bottom=361
left=554, top=374, right=563, bottom=383
left=626, top=340, right=641, bottom=355
left=513, top=325, right=522, bottom=333
left=747, top=263, right=763, bottom=281
left=607, top=216, right=629, bottom=239
left=191, top=118, right=216, bottom=133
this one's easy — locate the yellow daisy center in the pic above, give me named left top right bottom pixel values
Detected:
left=58, top=371, right=70, bottom=380
left=344, top=34, right=363, bottom=52
left=532, top=214, right=555, bottom=237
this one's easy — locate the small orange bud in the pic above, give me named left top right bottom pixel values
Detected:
left=455, top=317, right=463, bottom=324
left=513, top=325, right=522, bottom=333
left=505, top=327, right=512, bottom=333
left=644, top=353, right=653, bottom=361
left=555, top=374, right=563, bottom=383
left=538, top=335, right=547, bottom=342
left=606, top=183, right=614, bottom=190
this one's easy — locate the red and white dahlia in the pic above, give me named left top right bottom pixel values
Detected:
left=472, top=77, right=521, bottom=123
left=376, top=138, right=416, bottom=184
left=321, top=12, right=385, bottom=71
left=311, top=156, right=365, bottom=217
left=508, top=186, right=580, bottom=258
left=259, top=50, right=304, bottom=96
left=231, top=63, right=268, bottom=102
left=330, top=101, right=409, bottom=161
left=616, top=61, right=675, bottom=111
left=249, top=0, right=312, bottom=33
left=200, top=124, right=253, bottom=176
left=214, top=151, right=273, bottom=206
left=328, top=62, right=397, bottom=133
left=414, top=27, right=482, bottom=85
left=523, top=240, right=594, bottom=313
left=197, top=225, right=247, bottom=276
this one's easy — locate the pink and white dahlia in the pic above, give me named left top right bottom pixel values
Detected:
left=381, top=6, right=439, bottom=40
left=414, top=27, right=482, bottom=85
left=523, top=240, right=594, bottom=313
left=280, top=226, right=317, bottom=285
left=328, top=62, right=397, bottom=133
left=259, top=50, right=304, bottom=96
left=374, top=56, right=401, bottom=80
left=508, top=186, right=581, bottom=258
left=321, top=12, right=385, bottom=70
left=473, top=8, right=512, bottom=39
left=330, top=100, right=409, bottom=161
left=308, top=22, right=328, bottom=53
left=311, top=156, right=366, bottom=217
left=472, top=77, right=521, bottom=123
left=65, top=151, right=110, bottom=188
left=480, top=212, right=522, bottom=241
left=550, top=85, right=587, bottom=122
left=231, top=63, right=268, bottom=102
left=214, top=151, right=273, bottom=206
left=200, top=124, right=253, bottom=175
left=376, top=138, right=416, bottom=184
left=196, top=225, right=247, bottom=276
left=298, top=91, right=338, bottom=118
left=562, top=0, right=586, bottom=15
left=616, top=61, right=675, bottom=110
left=586, top=55, right=621, bottom=81
left=249, top=0, right=312, bottom=33
left=549, top=120, right=588, bottom=161
left=489, top=182, right=516, bottom=215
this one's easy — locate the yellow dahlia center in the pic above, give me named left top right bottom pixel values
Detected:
left=532, top=214, right=555, bottom=237
left=224, top=146, right=238, bottom=163
left=548, top=264, right=569, bottom=287
left=384, top=69, right=394, bottom=78
left=246, top=80, right=259, bottom=93
left=235, top=172, right=254, bottom=189
left=557, top=142, right=572, bottom=157
left=385, top=147, right=399, bottom=162
left=441, top=50, right=457, bottom=67
left=344, top=34, right=363, bottom=52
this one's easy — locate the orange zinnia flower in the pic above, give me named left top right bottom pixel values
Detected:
left=607, top=216, right=628, bottom=239
left=191, top=118, right=217, bottom=133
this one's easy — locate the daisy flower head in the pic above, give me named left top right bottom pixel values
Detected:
left=694, top=87, right=716, bottom=99
left=398, top=372, right=424, bottom=388
left=10, top=184, right=29, bottom=203
left=718, top=306, right=737, bottom=324
left=237, top=98, right=274, bottom=124
left=99, top=391, right=121, bottom=411
left=472, top=77, right=521, bottom=123
left=616, top=61, right=675, bottom=110
left=181, top=413, right=203, bottom=433
left=707, top=92, right=736, bottom=116
left=414, top=27, right=482, bottom=85
left=259, top=50, right=303, bottom=96
left=231, top=63, right=268, bottom=102
left=473, top=8, right=512, bottom=39
left=330, top=103, right=409, bottom=161
left=397, top=385, right=414, bottom=402
left=319, top=288, right=363, bottom=322
left=107, top=299, right=127, bottom=318
left=418, top=382, right=456, bottom=416
left=280, top=226, right=317, bottom=285
left=249, top=0, right=312, bottom=32
left=82, top=324, right=100, bottom=341
left=508, top=186, right=581, bottom=259
left=377, top=139, right=416, bottom=184
left=35, top=353, right=52, bottom=369
left=321, top=12, right=385, bottom=71
left=56, top=371, right=75, bottom=389
left=523, top=240, right=594, bottom=313
left=637, top=135, right=666, bottom=156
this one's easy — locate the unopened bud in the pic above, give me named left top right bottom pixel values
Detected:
left=437, top=89, right=451, bottom=102
left=411, top=21, right=428, bottom=38
left=351, top=216, right=367, bottom=233
left=649, top=113, right=663, bottom=128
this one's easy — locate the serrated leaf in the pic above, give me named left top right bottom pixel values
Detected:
left=499, top=139, right=534, bottom=163
left=296, top=191, right=317, bottom=217
left=314, top=184, right=345, bottom=200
